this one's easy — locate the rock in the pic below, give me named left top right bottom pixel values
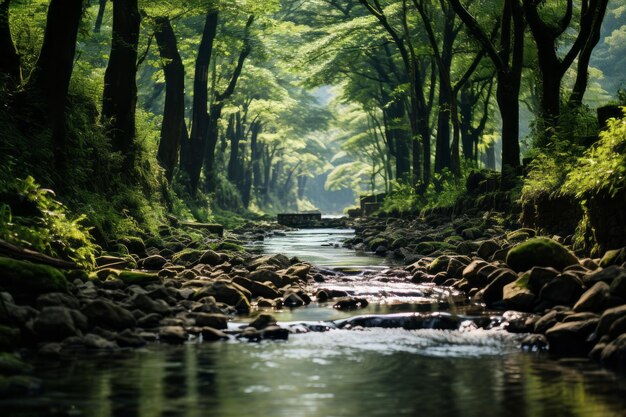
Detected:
left=158, top=326, right=188, bottom=344
left=583, top=265, right=626, bottom=286
left=562, top=312, right=599, bottom=323
left=33, top=307, right=86, bottom=341
left=141, top=255, right=167, bottom=270
left=608, top=316, right=626, bottom=340
left=573, top=282, right=611, bottom=313
left=600, top=334, right=626, bottom=371
left=595, top=305, right=626, bottom=338
left=119, top=237, right=146, bottom=255
left=192, top=313, right=228, bottom=329
left=232, top=277, right=281, bottom=300
left=284, top=293, right=305, bottom=308
left=249, top=313, right=276, bottom=330
left=83, top=333, right=117, bottom=350
left=545, top=319, right=599, bottom=356
left=600, top=248, right=626, bottom=268
left=201, top=327, right=229, bottom=341
left=172, top=249, right=204, bottom=266
left=534, top=310, right=559, bottom=333
left=482, top=269, right=517, bottom=306
left=0, top=375, right=43, bottom=397
left=526, top=267, right=560, bottom=294
left=36, top=292, right=79, bottom=310
left=538, top=273, right=585, bottom=307
left=505, top=238, right=579, bottom=272
left=116, top=329, right=146, bottom=348
left=428, top=256, right=451, bottom=274
left=261, top=325, right=289, bottom=340
left=520, top=334, right=548, bottom=352
left=610, top=273, right=626, bottom=298
left=0, top=257, right=68, bottom=301
left=333, top=297, right=369, bottom=310
left=130, top=293, right=170, bottom=315
left=237, top=328, right=262, bottom=342
left=96, top=255, right=130, bottom=268
left=248, top=270, right=283, bottom=287
left=0, top=353, right=31, bottom=375
left=461, top=227, right=482, bottom=240
left=137, top=313, right=162, bottom=328
left=477, top=240, right=500, bottom=260
left=199, top=250, right=222, bottom=266
left=446, top=258, right=466, bottom=278
left=118, top=271, right=160, bottom=285
left=502, top=280, right=535, bottom=311
left=462, top=260, right=488, bottom=283
left=0, top=326, right=20, bottom=351
left=82, top=300, right=136, bottom=330
left=374, top=246, right=388, bottom=256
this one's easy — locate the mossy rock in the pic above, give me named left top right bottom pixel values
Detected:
left=144, top=236, right=164, bottom=249
left=119, top=237, right=146, bottom=255
left=506, top=238, right=579, bottom=272
left=0, top=353, right=31, bottom=375
left=444, top=236, right=463, bottom=244
left=214, top=241, right=245, bottom=252
left=95, top=268, right=120, bottom=281
left=367, top=237, right=388, bottom=251
left=0, top=257, right=68, bottom=299
left=118, top=271, right=160, bottom=285
left=600, top=248, right=626, bottom=268
left=0, top=327, right=20, bottom=352
left=506, top=228, right=536, bottom=242
left=172, top=249, right=204, bottom=266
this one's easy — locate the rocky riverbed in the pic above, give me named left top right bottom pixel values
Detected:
left=1, top=212, right=626, bottom=399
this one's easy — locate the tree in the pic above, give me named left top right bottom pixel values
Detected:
left=0, top=0, right=20, bottom=82
left=523, top=0, right=610, bottom=137
left=94, top=0, right=108, bottom=33
left=27, top=0, right=84, bottom=169
left=450, top=0, right=525, bottom=173
left=101, top=0, right=141, bottom=171
left=153, top=15, right=186, bottom=182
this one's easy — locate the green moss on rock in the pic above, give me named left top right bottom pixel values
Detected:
left=0, top=257, right=68, bottom=298
left=213, top=241, right=245, bottom=252
left=172, top=249, right=204, bottom=266
left=506, top=238, right=579, bottom=272
left=118, top=271, right=160, bottom=285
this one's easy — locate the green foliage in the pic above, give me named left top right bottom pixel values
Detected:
left=563, top=108, right=626, bottom=199
left=0, top=177, right=98, bottom=268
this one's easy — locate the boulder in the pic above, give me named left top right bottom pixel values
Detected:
left=0, top=257, right=67, bottom=300
left=583, top=266, right=626, bottom=286
left=201, top=327, right=229, bottom=342
left=482, top=269, right=518, bottom=307
left=600, top=334, right=626, bottom=371
left=172, top=249, right=204, bottom=266
left=129, top=293, right=170, bottom=315
left=158, top=326, right=188, bottom=344
left=116, top=329, right=146, bottom=348
left=118, top=271, right=160, bottom=286
left=81, top=300, right=136, bottom=330
left=526, top=267, right=560, bottom=294
left=502, top=280, right=535, bottom=311
left=538, top=273, right=585, bottom=307
left=283, top=293, right=305, bottom=308
left=141, top=255, right=167, bottom=270
left=573, top=282, right=611, bottom=313
left=199, top=250, right=222, bottom=266
left=595, top=305, right=626, bottom=338
left=600, top=248, right=626, bottom=268
left=249, top=313, right=277, bottom=330
left=545, top=319, right=599, bottom=356
left=232, top=277, right=280, bottom=300
left=192, top=313, right=228, bottom=329
left=477, top=240, right=501, bottom=260
left=248, top=270, right=283, bottom=287
left=505, top=238, right=579, bottom=272
left=36, top=292, right=80, bottom=310
left=33, top=307, right=86, bottom=341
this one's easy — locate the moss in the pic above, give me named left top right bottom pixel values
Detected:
left=0, top=353, right=31, bottom=375
left=213, top=241, right=245, bottom=252
left=144, top=236, right=164, bottom=249
left=118, top=271, right=160, bottom=285
left=599, top=248, right=626, bottom=268
left=0, top=257, right=68, bottom=298
left=0, top=327, right=19, bottom=352
left=119, top=237, right=145, bottom=255
left=172, top=249, right=204, bottom=266
left=367, top=237, right=388, bottom=251
left=94, top=268, right=120, bottom=281
left=428, top=256, right=450, bottom=274
left=506, top=238, right=579, bottom=272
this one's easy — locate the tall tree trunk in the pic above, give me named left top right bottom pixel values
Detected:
left=250, top=122, right=262, bottom=190
left=227, top=112, right=241, bottom=184
left=180, top=10, right=218, bottom=196
left=0, top=0, right=20, bottom=82
left=94, top=0, right=107, bottom=33
left=384, top=99, right=410, bottom=181
left=154, top=16, right=185, bottom=182
left=101, top=0, right=140, bottom=172
left=27, top=0, right=83, bottom=169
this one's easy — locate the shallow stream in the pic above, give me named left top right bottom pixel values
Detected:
left=4, top=229, right=626, bottom=417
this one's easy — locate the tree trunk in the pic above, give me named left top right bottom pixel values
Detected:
left=250, top=122, right=262, bottom=190
left=154, top=15, right=185, bottom=182
left=227, top=113, right=241, bottom=184
left=0, top=0, right=20, bottom=82
left=203, top=102, right=223, bottom=192
left=101, top=0, right=140, bottom=171
left=497, top=72, right=521, bottom=169
left=385, top=100, right=410, bottom=181
left=180, top=10, right=218, bottom=195
left=27, top=0, right=83, bottom=169
left=94, top=0, right=107, bottom=33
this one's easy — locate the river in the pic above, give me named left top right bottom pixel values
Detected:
left=4, top=229, right=626, bottom=417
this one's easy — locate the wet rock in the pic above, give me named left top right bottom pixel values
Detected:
left=249, top=313, right=276, bottom=330
left=38, top=343, right=62, bottom=357
left=477, top=240, right=501, bottom=260
left=158, top=326, right=188, bottom=344
left=482, top=269, right=517, bottom=307
left=137, top=313, right=162, bottom=328
left=506, top=238, right=578, bottom=273
left=502, top=280, right=535, bottom=312
left=172, top=249, right=204, bottom=267
left=82, top=299, right=136, bottom=330
left=83, top=333, right=118, bottom=350
left=521, top=334, right=548, bottom=352
left=583, top=265, right=626, bottom=286
left=428, top=256, right=451, bottom=274
left=141, top=255, right=167, bottom=270
left=248, top=270, right=283, bottom=287
left=33, top=307, right=86, bottom=341
left=534, top=310, right=559, bottom=333
left=545, top=319, right=599, bottom=356
left=192, top=313, right=228, bottom=329
left=116, top=329, right=147, bottom=348
left=446, top=258, right=466, bottom=278
left=199, top=250, right=222, bottom=266
left=563, top=312, right=599, bottom=323
left=573, top=282, right=611, bottom=313
left=232, top=277, right=281, bottom=300
left=601, top=334, right=626, bottom=371
left=600, top=247, right=626, bottom=268
left=36, top=292, right=79, bottom=310
left=594, top=305, right=626, bottom=338
left=130, top=293, right=170, bottom=315
left=609, top=272, right=626, bottom=298
left=462, top=260, right=488, bottom=284
left=261, top=325, right=289, bottom=340
left=608, top=316, right=626, bottom=340
left=201, top=327, right=229, bottom=342
left=237, top=327, right=262, bottom=342
left=461, top=227, right=482, bottom=240
left=538, top=273, right=585, bottom=307
left=333, top=297, right=369, bottom=310
left=526, top=267, right=560, bottom=294
left=284, top=293, right=305, bottom=308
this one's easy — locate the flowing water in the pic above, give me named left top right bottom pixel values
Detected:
left=4, top=229, right=626, bottom=417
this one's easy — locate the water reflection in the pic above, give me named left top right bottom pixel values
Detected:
left=4, top=334, right=626, bottom=417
